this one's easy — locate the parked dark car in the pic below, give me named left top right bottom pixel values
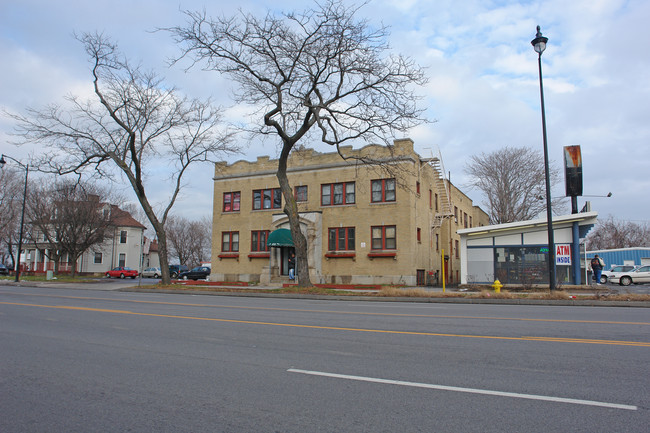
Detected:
left=179, top=266, right=211, bottom=281
left=169, top=264, right=189, bottom=279
left=0, top=263, right=10, bottom=276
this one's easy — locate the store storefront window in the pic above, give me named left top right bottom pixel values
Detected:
left=494, top=247, right=549, bottom=284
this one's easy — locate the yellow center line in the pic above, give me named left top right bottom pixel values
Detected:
left=3, top=292, right=649, bottom=326
left=3, top=301, right=650, bottom=347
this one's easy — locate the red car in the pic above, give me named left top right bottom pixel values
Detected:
left=105, top=267, right=139, bottom=279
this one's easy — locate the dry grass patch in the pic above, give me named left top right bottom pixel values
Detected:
left=378, top=287, right=439, bottom=297
left=140, top=282, right=650, bottom=302
left=278, top=286, right=362, bottom=296
left=2, top=274, right=97, bottom=283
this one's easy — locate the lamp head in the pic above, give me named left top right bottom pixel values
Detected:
left=531, top=25, right=548, bottom=55
left=0, top=155, right=6, bottom=167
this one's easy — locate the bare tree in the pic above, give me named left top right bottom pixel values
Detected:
left=196, top=216, right=212, bottom=264
left=166, top=215, right=211, bottom=268
left=465, top=146, right=567, bottom=224
left=587, top=215, right=650, bottom=250
left=26, top=179, right=115, bottom=277
left=0, top=167, right=25, bottom=268
left=8, top=33, right=237, bottom=284
left=169, top=0, right=428, bottom=286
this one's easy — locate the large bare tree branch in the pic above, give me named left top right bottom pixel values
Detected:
left=7, top=32, right=238, bottom=284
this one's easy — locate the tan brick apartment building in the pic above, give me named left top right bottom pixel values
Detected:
left=211, top=138, right=488, bottom=286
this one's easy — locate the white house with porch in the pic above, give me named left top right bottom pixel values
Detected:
left=21, top=205, right=146, bottom=275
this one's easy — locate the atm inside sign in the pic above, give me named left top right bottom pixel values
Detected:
left=556, top=244, right=571, bottom=265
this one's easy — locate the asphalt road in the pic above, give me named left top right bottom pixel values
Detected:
left=1, top=285, right=648, bottom=432
left=603, top=281, right=650, bottom=295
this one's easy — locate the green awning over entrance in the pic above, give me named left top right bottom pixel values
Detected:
left=267, top=228, right=294, bottom=247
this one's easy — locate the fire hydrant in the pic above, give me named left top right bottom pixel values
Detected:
left=492, top=279, right=503, bottom=293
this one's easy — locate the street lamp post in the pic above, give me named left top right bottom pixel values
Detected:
left=0, top=154, right=29, bottom=282
left=583, top=192, right=613, bottom=198
left=531, top=25, right=556, bottom=290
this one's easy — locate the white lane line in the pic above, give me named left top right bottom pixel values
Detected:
left=287, top=369, right=637, bottom=411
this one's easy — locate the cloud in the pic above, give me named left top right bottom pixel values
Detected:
left=0, top=0, right=647, bottom=225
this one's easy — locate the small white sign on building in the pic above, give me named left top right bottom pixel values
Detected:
left=556, top=244, right=571, bottom=265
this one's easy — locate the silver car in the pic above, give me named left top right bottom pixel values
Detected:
left=141, top=267, right=161, bottom=278
left=600, top=265, right=636, bottom=284
left=609, top=265, right=650, bottom=286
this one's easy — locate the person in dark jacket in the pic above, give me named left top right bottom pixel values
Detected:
left=288, top=252, right=295, bottom=280
left=591, top=254, right=605, bottom=285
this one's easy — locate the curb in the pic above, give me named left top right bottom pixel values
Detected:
left=4, top=280, right=648, bottom=307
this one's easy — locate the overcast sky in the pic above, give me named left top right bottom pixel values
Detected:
left=1, top=0, right=648, bottom=226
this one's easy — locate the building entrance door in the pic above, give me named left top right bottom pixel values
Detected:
left=416, top=269, right=425, bottom=286
left=280, top=247, right=295, bottom=276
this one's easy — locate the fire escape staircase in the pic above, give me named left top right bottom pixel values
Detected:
left=429, top=152, right=454, bottom=230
